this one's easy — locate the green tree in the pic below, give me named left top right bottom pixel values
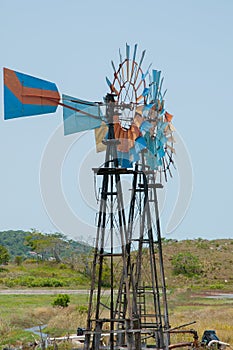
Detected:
left=25, top=230, right=65, bottom=262
left=0, top=245, right=10, bottom=264
left=171, top=252, right=202, bottom=277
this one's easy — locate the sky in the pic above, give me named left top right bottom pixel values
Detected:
left=0, top=0, right=233, bottom=242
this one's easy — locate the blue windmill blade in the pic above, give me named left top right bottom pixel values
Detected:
left=138, top=49, right=146, bottom=69
left=130, top=44, right=138, bottom=81
left=152, top=69, right=161, bottom=101
left=62, top=94, right=103, bottom=135
left=106, top=77, right=112, bottom=89
left=119, top=48, right=125, bottom=81
left=141, top=63, right=152, bottom=81
left=126, top=43, right=130, bottom=80
left=140, top=120, right=152, bottom=133
left=117, top=150, right=133, bottom=168
left=142, top=87, right=150, bottom=97
left=134, top=136, right=147, bottom=153
left=134, top=49, right=146, bottom=84
left=162, top=89, right=167, bottom=99
left=158, top=77, right=164, bottom=100
left=106, top=77, right=119, bottom=96
left=132, top=43, right=138, bottom=62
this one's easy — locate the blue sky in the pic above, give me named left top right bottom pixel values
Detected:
left=0, top=0, right=233, bottom=241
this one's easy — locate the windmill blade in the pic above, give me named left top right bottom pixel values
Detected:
left=106, top=77, right=119, bottom=95
left=62, top=94, right=103, bottom=135
left=119, top=48, right=125, bottom=82
left=4, top=68, right=60, bottom=119
left=130, top=43, right=138, bottom=81
left=132, top=43, right=138, bottom=62
left=95, top=121, right=108, bottom=152
left=152, top=69, right=161, bottom=101
left=126, top=43, right=130, bottom=80
left=158, top=76, right=164, bottom=101
left=133, top=49, right=146, bottom=84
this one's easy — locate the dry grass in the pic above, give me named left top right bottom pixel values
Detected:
left=1, top=295, right=233, bottom=347
left=45, top=305, right=87, bottom=336
left=169, top=301, right=233, bottom=345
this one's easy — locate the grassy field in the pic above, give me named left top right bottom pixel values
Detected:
left=0, top=289, right=232, bottom=348
left=0, top=238, right=232, bottom=348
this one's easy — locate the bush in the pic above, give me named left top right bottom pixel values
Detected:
left=0, top=245, right=10, bottom=265
left=171, top=252, right=202, bottom=277
left=14, top=256, right=23, bottom=266
left=76, top=305, right=88, bottom=314
left=52, top=294, right=70, bottom=308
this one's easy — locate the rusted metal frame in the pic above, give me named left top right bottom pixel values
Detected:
left=85, top=102, right=118, bottom=349
left=123, top=62, right=139, bottom=104
left=110, top=173, right=114, bottom=349
left=93, top=170, right=109, bottom=349
left=85, top=159, right=109, bottom=349
left=162, top=157, right=168, bottom=182
left=114, top=171, right=135, bottom=349
left=135, top=70, right=147, bottom=92
left=128, top=164, right=139, bottom=241
left=111, top=60, right=122, bottom=87
left=142, top=171, right=165, bottom=349
left=134, top=171, right=146, bottom=288
left=150, top=172, right=170, bottom=348
left=84, top=167, right=109, bottom=350
left=111, top=145, right=140, bottom=348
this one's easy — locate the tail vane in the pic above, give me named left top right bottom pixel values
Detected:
left=4, top=68, right=60, bottom=119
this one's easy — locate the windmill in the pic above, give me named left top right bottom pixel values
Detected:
left=3, top=44, right=175, bottom=349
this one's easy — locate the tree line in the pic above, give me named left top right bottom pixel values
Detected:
left=0, top=229, right=91, bottom=264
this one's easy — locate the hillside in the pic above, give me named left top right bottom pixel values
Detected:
left=0, top=230, right=30, bottom=257
left=0, top=234, right=232, bottom=290
left=0, top=230, right=91, bottom=261
left=160, top=238, right=233, bottom=289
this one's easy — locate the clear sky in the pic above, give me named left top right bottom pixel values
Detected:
left=0, top=0, right=232, bottom=241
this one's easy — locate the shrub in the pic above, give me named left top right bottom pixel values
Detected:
left=52, top=294, right=70, bottom=308
left=171, top=252, right=202, bottom=277
left=14, top=255, right=23, bottom=266
left=76, top=305, right=88, bottom=314
left=0, top=245, right=10, bottom=265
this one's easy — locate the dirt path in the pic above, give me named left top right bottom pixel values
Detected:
left=0, top=289, right=90, bottom=295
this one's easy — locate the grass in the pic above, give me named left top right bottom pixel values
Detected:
left=0, top=238, right=233, bottom=347
left=0, top=294, right=90, bottom=347
left=0, top=261, right=90, bottom=288
left=0, top=290, right=232, bottom=347
left=1, top=239, right=233, bottom=290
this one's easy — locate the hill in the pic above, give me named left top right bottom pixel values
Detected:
left=0, top=230, right=91, bottom=261
left=160, top=237, right=233, bottom=290
left=0, top=230, right=30, bottom=257
left=0, top=234, right=232, bottom=290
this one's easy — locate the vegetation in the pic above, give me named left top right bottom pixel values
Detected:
left=0, top=229, right=91, bottom=261
left=0, top=290, right=232, bottom=347
left=0, top=230, right=30, bottom=258
left=171, top=252, right=202, bottom=277
left=161, top=238, right=233, bottom=290
left=0, top=261, right=90, bottom=288
left=0, top=235, right=232, bottom=347
left=0, top=244, right=10, bottom=265
left=52, top=294, right=70, bottom=308
left=0, top=236, right=232, bottom=290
